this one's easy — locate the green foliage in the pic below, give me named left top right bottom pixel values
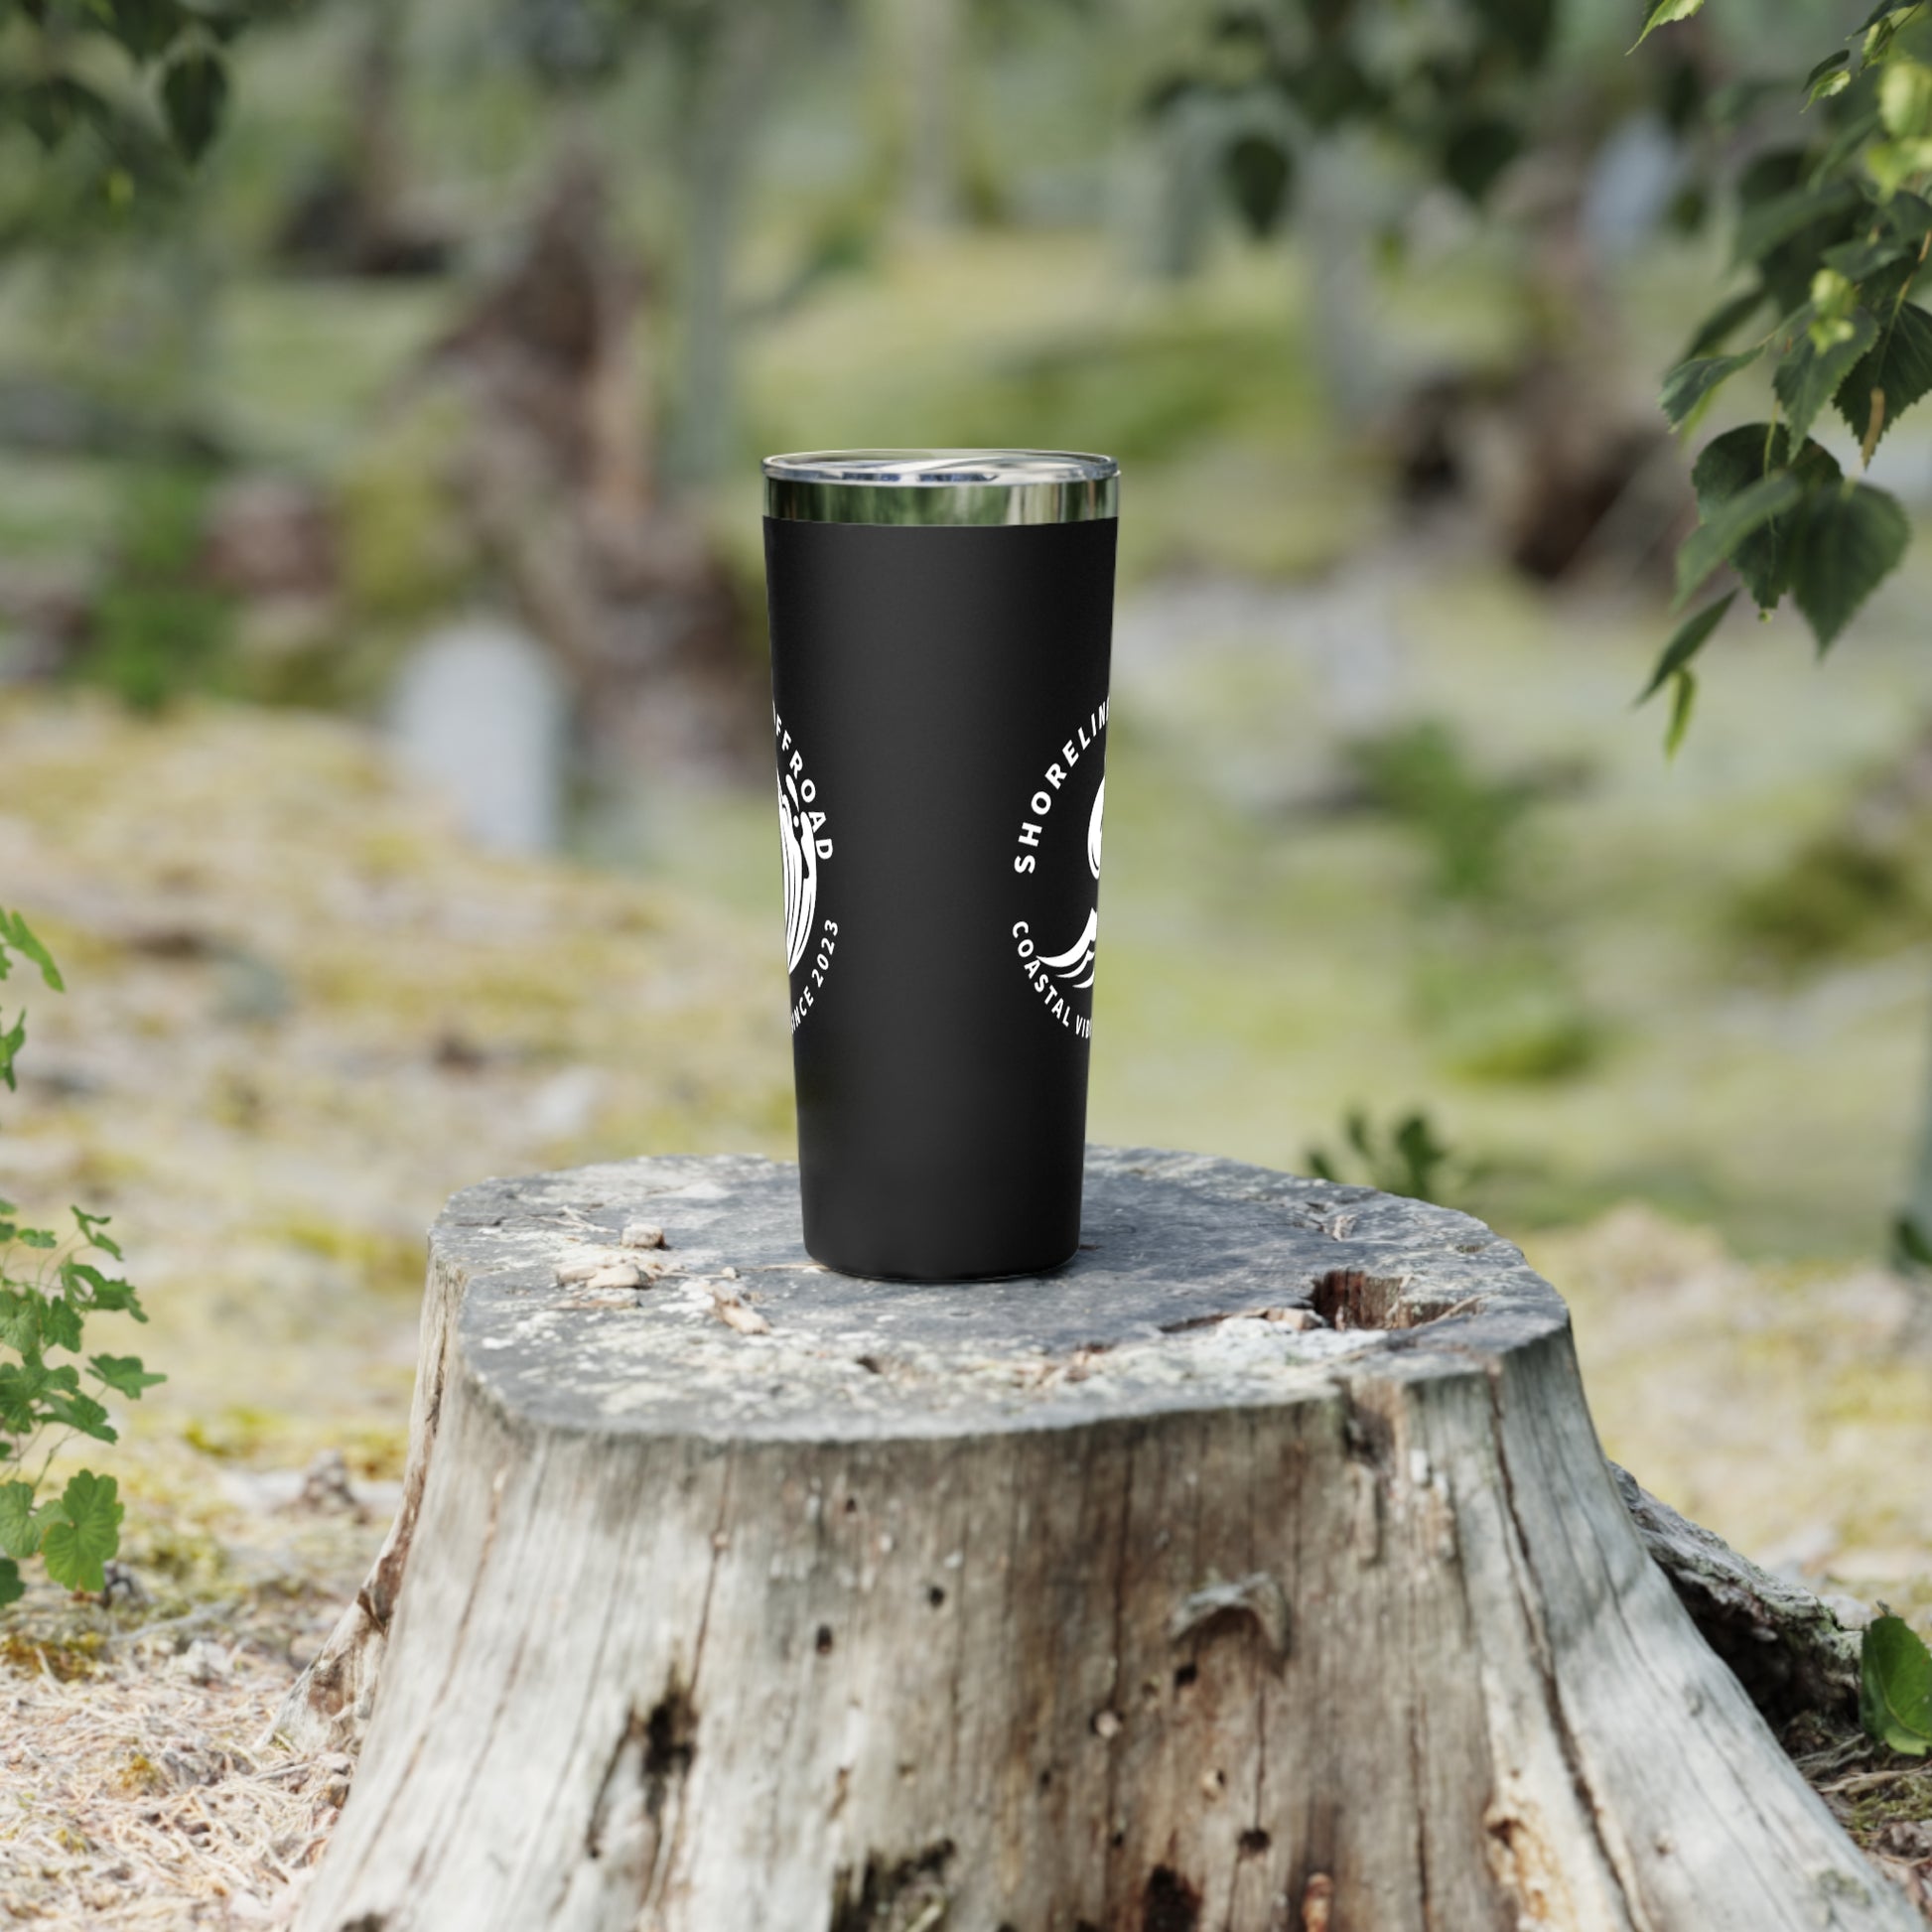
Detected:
left=1339, top=722, right=1602, bottom=1084
left=1662, top=665, right=1697, bottom=760
left=1308, top=1108, right=1471, bottom=1204
left=1862, top=1612, right=1932, bottom=1756
left=0, top=905, right=161, bottom=1612
left=77, top=465, right=234, bottom=713
left=0, top=0, right=272, bottom=238
left=1342, top=720, right=1535, bottom=903
left=1637, top=591, right=1735, bottom=707
left=1672, top=469, right=1803, bottom=606
left=1154, top=0, right=1558, bottom=239
left=1634, top=0, right=1706, bottom=50
left=1413, top=944, right=1603, bottom=1084
left=1733, top=830, right=1923, bottom=970
left=1222, top=133, right=1293, bottom=238
left=38, top=1470, right=123, bottom=1594
left=1772, top=304, right=1877, bottom=443
left=1837, top=297, right=1932, bottom=458
left=1660, top=345, right=1762, bottom=431
left=1788, top=481, right=1911, bottom=645
left=1641, top=5, right=1932, bottom=716
left=159, top=47, right=228, bottom=164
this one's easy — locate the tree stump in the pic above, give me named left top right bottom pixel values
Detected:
left=292, top=1149, right=1913, bottom=1932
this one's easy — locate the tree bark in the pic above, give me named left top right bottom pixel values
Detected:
left=290, top=1149, right=1915, bottom=1932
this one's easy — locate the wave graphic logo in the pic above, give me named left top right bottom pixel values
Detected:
left=778, top=772, right=817, bottom=972
left=774, top=712, right=833, bottom=976
left=1036, top=781, right=1104, bottom=989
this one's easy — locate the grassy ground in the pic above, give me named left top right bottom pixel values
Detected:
left=4, top=223, right=1932, bottom=1920
left=1, top=676, right=1929, bottom=1922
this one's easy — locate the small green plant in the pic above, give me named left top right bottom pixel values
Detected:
left=1343, top=720, right=1538, bottom=904
left=1307, top=1107, right=1475, bottom=1205
left=0, top=906, right=163, bottom=1609
left=1862, top=1611, right=1932, bottom=1757
left=79, top=466, right=234, bottom=715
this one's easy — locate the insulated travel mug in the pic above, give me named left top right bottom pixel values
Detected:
left=762, top=449, right=1119, bottom=1281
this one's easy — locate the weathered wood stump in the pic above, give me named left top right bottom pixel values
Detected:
left=292, top=1150, right=1913, bottom=1932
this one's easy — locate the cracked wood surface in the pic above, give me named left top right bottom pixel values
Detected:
left=292, top=1149, right=1914, bottom=1932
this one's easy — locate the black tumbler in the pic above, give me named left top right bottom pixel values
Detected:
left=762, top=449, right=1119, bottom=1282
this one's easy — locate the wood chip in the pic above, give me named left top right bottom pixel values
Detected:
left=585, top=1263, right=643, bottom=1291
left=711, top=1292, right=770, bottom=1337
left=557, top=1252, right=671, bottom=1287
left=554, top=1252, right=623, bottom=1285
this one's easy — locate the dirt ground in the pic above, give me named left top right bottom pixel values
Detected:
left=1, top=691, right=1928, bottom=1925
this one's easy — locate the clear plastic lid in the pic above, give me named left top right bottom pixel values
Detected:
left=762, top=448, right=1118, bottom=526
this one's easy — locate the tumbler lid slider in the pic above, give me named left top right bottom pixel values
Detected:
left=762, top=448, right=1118, bottom=527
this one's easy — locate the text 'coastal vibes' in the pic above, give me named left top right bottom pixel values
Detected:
left=774, top=708, right=838, bottom=1032
left=1012, top=699, right=1107, bottom=1039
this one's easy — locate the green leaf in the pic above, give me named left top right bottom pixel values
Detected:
left=71, top=1208, right=122, bottom=1261
left=0, top=1293, right=42, bottom=1355
left=1633, top=0, right=1704, bottom=49
left=1867, top=136, right=1932, bottom=201
left=1675, top=471, right=1805, bottom=608
left=64, top=1262, right=146, bottom=1319
left=1835, top=301, right=1932, bottom=456
left=1661, top=345, right=1763, bottom=429
left=1638, top=592, right=1737, bottom=705
left=0, top=1360, right=55, bottom=1432
left=160, top=49, right=227, bottom=163
left=1734, top=180, right=1863, bottom=268
left=41, top=1298, right=82, bottom=1353
left=1279, top=46, right=1381, bottom=132
left=1860, top=2, right=1920, bottom=29
left=16, top=1228, right=56, bottom=1249
left=41, top=1389, right=116, bottom=1443
left=13, top=76, right=106, bottom=152
left=1775, top=308, right=1879, bottom=442
left=1443, top=116, right=1522, bottom=204
left=38, top=1471, right=121, bottom=1594
left=1862, top=1613, right=1932, bottom=1755
left=1692, top=424, right=1841, bottom=608
left=1664, top=669, right=1698, bottom=759
left=1821, top=235, right=1912, bottom=282
left=1788, top=482, right=1910, bottom=649
left=0, top=1480, right=39, bottom=1560
left=1682, top=287, right=1766, bottom=359
left=0, top=1558, right=20, bottom=1609
left=1880, top=61, right=1932, bottom=140
left=1881, top=191, right=1932, bottom=241
left=0, top=910, right=64, bottom=992
left=1468, top=0, right=1555, bottom=67
left=1805, top=51, right=1852, bottom=107
left=1222, top=135, right=1293, bottom=239
left=103, top=0, right=189, bottom=63
left=1892, top=1213, right=1932, bottom=1271
left=88, top=1353, right=163, bottom=1399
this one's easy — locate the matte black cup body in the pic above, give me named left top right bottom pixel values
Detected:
left=762, top=449, right=1119, bottom=1282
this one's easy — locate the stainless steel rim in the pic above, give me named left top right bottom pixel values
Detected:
left=762, top=448, right=1119, bottom=526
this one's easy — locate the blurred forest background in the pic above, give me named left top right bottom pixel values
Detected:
left=3, top=0, right=1932, bottom=1917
